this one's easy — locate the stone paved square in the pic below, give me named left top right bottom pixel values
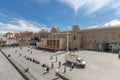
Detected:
left=2, top=47, right=120, bottom=80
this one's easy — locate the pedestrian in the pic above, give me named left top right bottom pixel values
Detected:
left=25, top=68, right=29, bottom=72
left=20, top=47, right=22, bottom=50
left=119, top=54, right=120, bottom=59
left=63, top=66, right=66, bottom=73
left=15, top=50, right=17, bottom=53
left=56, top=56, right=57, bottom=62
left=30, top=51, right=32, bottom=54
left=50, top=55, right=53, bottom=60
left=71, top=63, right=74, bottom=69
left=51, top=62, right=54, bottom=68
left=46, top=66, right=50, bottom=73
left=33, top=58, right=35, bottom=62
left=19, top=53, right=21, bottom=56
left=59, top=61, right=61, bottom=68
left=42, top=63, right=46, bottom=67
left=8, top=54, right=10, bottom=57
left=55, top=68, right=59, bottom=76
left=118, top=51, right=120, bottom=59
left=28, top=49, right=29, bottom=52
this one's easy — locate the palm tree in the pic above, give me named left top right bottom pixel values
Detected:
left=5, top=32, right=12, bottom=45
left=14, top=33, right=19, bottom=39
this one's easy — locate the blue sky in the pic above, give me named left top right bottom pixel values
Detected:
left=0, top=0, right=120, bottom=33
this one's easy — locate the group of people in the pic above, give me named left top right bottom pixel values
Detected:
left=25, top=56, right=40, bottom=64
left=41, top=59, right=66, bottom=76
left=42, top=63, right=51, bottom=73
left=50, top=56, right=68, bottom=76
left=55, top=66, right=67, bottom=77
left=15, top=47, right=70, bottom=77
left=27, top=49, right=32, bottom=54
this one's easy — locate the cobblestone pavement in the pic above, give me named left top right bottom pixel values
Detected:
left=0, top=51, right=25, bottom=80
left=2, top=47, right=120, bottom=80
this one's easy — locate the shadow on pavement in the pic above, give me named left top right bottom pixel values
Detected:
left=62, top=62, right=85, bottom=69
left=52, top=77, right=59, bottom=80
left=62, top=62, right=71, bottom=68
left=42, top=72, right=48, bottom=75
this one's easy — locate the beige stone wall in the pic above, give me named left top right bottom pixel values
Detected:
left=38, top=31, right=82, bottom=50
left=37, top=26, right=120, bottom=52
left=39, top=38, right=66, bottom=50
left=68, top=32, right=82, bottom=50
left=80, top=26, right=120, bottom=51
left=39, top=38, right=47, bottom=48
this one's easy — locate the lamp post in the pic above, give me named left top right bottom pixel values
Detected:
left=66, top=26, right=71, bottom=52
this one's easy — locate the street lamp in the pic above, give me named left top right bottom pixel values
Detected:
left=66, top=26, right=71, bottom=52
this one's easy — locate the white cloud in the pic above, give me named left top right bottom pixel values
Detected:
left=87, top=19, right=120, bottom=29
left=104, top=20, right=120, bottom=27
left=87, top=25, right=98, bottom=29
left=85, top=0, right=111, bottom=14
left=58, top=0, right=86, bottom=14
left=0, top=20, right=49, bottom=33
left=58, top=0, right=120, bottom=15
left=0, top=14, right=50, bottom=34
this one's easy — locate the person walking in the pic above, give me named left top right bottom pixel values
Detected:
left=28, top=49, right=29, bottom=52
left=51, top=62, right=54, bottom=69
left=50, top=55, right=53, bottom=60
left=46, top=66, right=50, bottom=73
left=63, top=66, right=66, bottom=73
left=15, top=50, right=17, bottom=53
left=8, top=54, right=10, bottom=57
left=118, top=51, right=120, bottom=59
left=59, top=61, right=61, bottom=68
left=71, top=63, right=74, bottom=69
left=56, top=56, right=57, bottom=62
left=55, top=68, right=59, bottom=76
left=19, top=53, right=21, bottom=56
left=25, top=68, right=29, bottom=73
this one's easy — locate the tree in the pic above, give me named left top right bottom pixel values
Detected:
left=14, top=33, right=19, bottom=40
left=5, top=32, right=12, bottom=45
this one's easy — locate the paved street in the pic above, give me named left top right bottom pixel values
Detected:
left=2, top=47, right=120, bottom=80
left=0, top=51, right=25, bottom=80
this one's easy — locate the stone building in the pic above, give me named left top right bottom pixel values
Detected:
left=37, top=26, right=81, bottom=51
left=79, top=26, right=120, bottom=52
left=17, top=31, right=37, bottom=46
left=37, top=25, right=120, bottom=52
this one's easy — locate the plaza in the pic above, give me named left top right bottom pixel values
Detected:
left=0, top=50, right=25, bottom=80
left=1, top=0, right=120, bottom=80
left=1, top=46, right=120, bottom=80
